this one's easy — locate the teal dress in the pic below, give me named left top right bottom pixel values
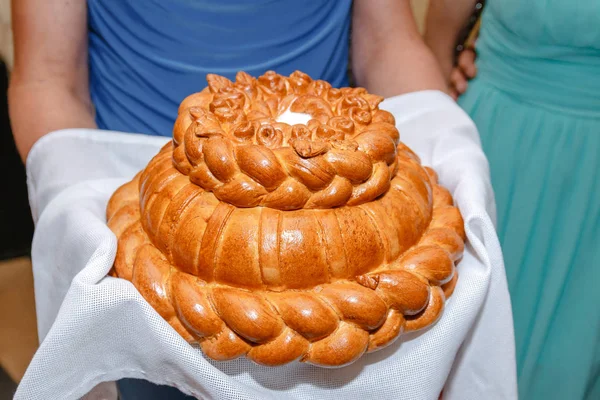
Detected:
left=458, top=1, right=600, bottom=399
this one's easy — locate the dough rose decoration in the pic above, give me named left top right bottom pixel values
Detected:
left=106, top=71, right=466, bottom=367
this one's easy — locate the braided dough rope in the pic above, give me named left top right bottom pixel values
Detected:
left=106, top=71, right=465, bottom=367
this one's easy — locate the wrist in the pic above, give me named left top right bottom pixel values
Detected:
left=424, top=33, right=457, bottom=81
left=9, top=82, right=97, bottom=162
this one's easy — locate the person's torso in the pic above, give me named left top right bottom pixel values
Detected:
left=87, top=0, right=352, bottom=136
left=476, top=0, right=600, bottom=116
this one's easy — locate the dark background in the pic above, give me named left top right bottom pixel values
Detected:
left=0, top=60, right=33, bottom=261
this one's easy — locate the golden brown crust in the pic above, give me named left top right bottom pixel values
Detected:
left=106, top=71, right=466, bottom=367
left=171, top=70, right=399, bottom=211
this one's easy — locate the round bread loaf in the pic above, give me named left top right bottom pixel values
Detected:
left=106, top=70, right=465, bottom=367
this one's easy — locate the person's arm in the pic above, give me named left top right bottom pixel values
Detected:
left=351, top=0, right=447, bottom=97
left=423, top=0, right=478, bottom=80
left=9, top=0, right=96, bottom=162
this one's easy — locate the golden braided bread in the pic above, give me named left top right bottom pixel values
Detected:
left=106, top=70, right=466, bottom=367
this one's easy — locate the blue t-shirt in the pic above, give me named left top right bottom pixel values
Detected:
left=87, top=0, right=352, bottom=136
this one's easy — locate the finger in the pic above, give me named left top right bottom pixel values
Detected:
left=450, top=69, right=468, bottom=94
left=458, top=49, right=477, bottom=79
left=449, top=88, right=459, bottom=101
